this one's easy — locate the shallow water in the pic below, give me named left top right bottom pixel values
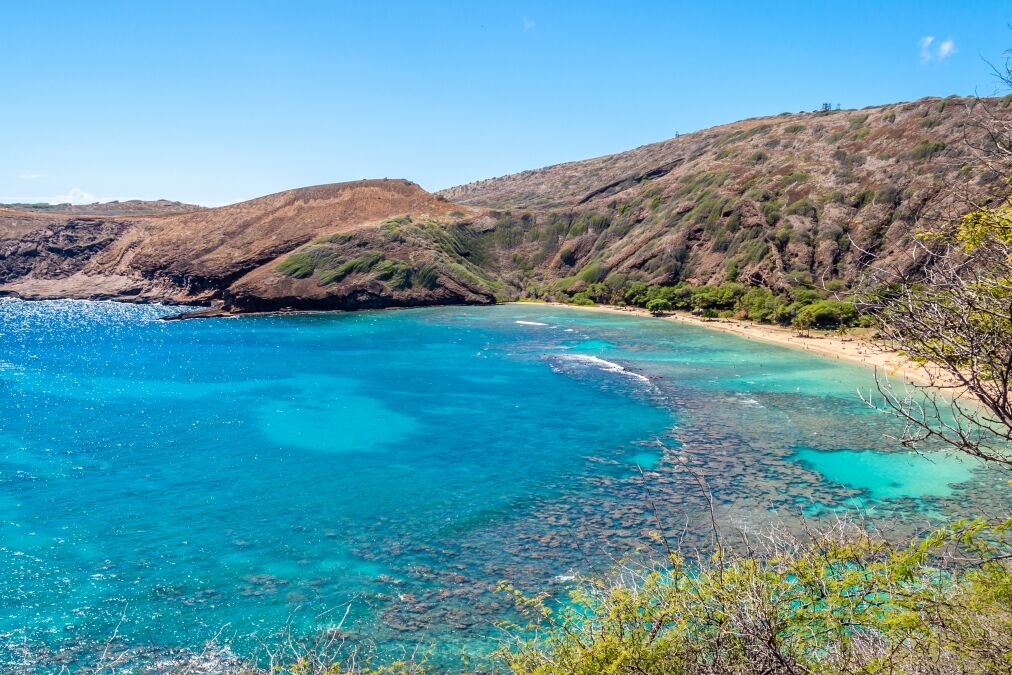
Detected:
left=0, top=299, right=1005, bottom=669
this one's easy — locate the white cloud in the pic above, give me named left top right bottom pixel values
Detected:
left=522, top=17, right=535, bottom=31
left=52, top=188, right=97, bottom=205
left=17, top=172, right=46, bottom=180
left=920, top=35, right=956, bottom=63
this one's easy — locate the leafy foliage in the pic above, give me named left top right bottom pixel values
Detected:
left=498, top=520, right=1012, bottom=675
left=534, top=278, right=860, bottom=328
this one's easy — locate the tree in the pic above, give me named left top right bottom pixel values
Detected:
left=859, top=66, right=1012, bottom=467
left=793, top=300, right=858, bottom=330
left=646, top=298, right=672, bottom=315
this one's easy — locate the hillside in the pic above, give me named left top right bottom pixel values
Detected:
left=1, top=96, right=1005, bottom=314
left=0, top=179, right=500, bottom=311
left=441, top=96, right=1002, bottom=293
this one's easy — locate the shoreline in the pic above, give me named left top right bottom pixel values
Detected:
left=517, top=301, right=953, bottom=390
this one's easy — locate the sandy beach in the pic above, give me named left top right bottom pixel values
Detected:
left=520, top=301, right=957, bottom=391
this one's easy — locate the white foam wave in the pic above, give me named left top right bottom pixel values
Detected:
left=515, top=320, right=549, bottom=326
left=554, top=354, right=650, bottom=382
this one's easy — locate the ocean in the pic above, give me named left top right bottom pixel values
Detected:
left=0, top=299, right=1000, bottom=669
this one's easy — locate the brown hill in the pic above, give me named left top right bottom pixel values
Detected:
left=1, top=96, right=1006, bottom=314
left=0, top=179, right=497, bottom=310
left=440, top=96, right=1001, bottom=292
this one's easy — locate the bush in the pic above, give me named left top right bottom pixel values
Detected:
left=576, top=262, right=608, bottom=284
left=276, top=251, right=317, bottom=278
left=317, top=252, right=383, bottom=284
left=783, top=198, right=816, bottom=218
left=910, top=140, right=947, bottom=161
left=498, top=519, right=1012, bottom=675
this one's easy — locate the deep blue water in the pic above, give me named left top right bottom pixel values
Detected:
left=0, top=299, right=1003, bottom=669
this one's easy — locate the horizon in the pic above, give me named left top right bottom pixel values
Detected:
left=4, top=1, right=1011, bottom=206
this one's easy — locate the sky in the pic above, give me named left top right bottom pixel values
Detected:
left=3, top=1, right=1012, bottom=206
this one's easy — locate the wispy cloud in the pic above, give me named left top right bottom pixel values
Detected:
left=51, top=188, right=98, bottom=204
left=522, top=17, right=535, bottom=31
left=17, top=172, right=46, bottom=180
left=920, top=35, right=956, bottom=63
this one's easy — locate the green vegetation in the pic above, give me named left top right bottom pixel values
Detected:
left=317, top=252, right=383, bottom=284
left=531, top=279, right=861, bottom=330
left=792, top=298, right=858, bottom=329
left=274, top=215, right=510, bottom=295
left=775, top=171, right=809, bottom=189
left=783, top=197, right=816, bottom=218
left=277, top=246, right=395, bottom=286
left=499, top=519, right=1012, bottom=674
left=275, top=251, right=319, bottom=279
left=910, top=140, right=947, bottom=161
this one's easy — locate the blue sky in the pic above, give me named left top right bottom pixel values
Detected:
left=3, top=1, right=1011, bottom=206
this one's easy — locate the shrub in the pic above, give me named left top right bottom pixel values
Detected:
left=783, top=198, right=816, bottom=218
left=498, top=519, right=1012, bottom=675
left=317, top=252, right=383, bottom=284
left=414, top=263, right=440, bottom=290
left=910, top=140, right=947, bottom=161
left=762, top=199, right=783, bottom=225
left=276, top=252, right=317, bottom=278
left=577, top=262, right=609, bottom=284
left=776, top=171, right=810, bottom=189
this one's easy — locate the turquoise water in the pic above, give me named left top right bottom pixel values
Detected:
left=0, top=299, right=1004, bottom=669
